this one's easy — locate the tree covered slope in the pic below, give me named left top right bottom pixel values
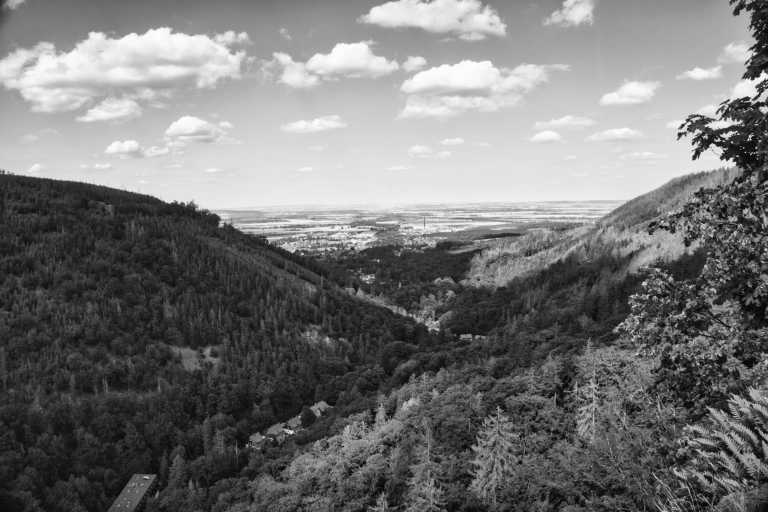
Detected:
left=0, top=174, right=430, bottom=512
left=465, top=168, right=735, bottom=288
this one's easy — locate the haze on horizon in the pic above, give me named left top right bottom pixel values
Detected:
left=0, top=0, right=753, bottom=209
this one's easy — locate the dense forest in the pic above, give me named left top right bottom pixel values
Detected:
left=0, top=175, right=432, bottom=511
left=2, top=1, right=768, bottom=511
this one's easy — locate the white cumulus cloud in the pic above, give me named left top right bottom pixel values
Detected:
left=281, top=115, right=348, bottom=134
left=719, top=41, right=750, bottom=64
left=164, top=115, right=228, bottom=144
left=305, top=41, right=399, bottom=78
left=441, top=137, right=464, bottom=146
left=403, top=56, right=427, bottom=73
left=263, top=42, right=398, bottom=88
left=27, top=162, right=43, bottom=173
left=0, top=27, right=248, bottom=117
left=263, top=53, right=320, bottom=89
left=530, top=130, right=563, bottom=143
left=105, top=140, right=144, bottom=158
left=359, top=0, right=507, bottom=41
left=399, top=60, right=568, bottom=118
left=587, top=128, right=643, bottom=142
left=600, top=81, right=660, bottom=106
left=676, top=66, right=722, bottom=81
left=730, top=76, right=763, bottom=99
left=544, top=0, right=595, bottom=28
left=76, top=97, right=142, bottom=123
left=534, top=115, right=595, bottom=130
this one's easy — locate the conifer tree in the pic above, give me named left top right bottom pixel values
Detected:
left=374, top=402, right=388, bottom=431
left=406, top=419, right=446, bottom=512
left=576, top=368, right=600, bottom=444
left=470, top=407, right=519, bottom=506
left=167, top=452, right=187, bottom=489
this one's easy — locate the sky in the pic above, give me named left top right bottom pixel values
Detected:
left=0, top=0, right=755, bottom=209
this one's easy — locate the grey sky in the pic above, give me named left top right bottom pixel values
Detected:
left=0, top=0, right=752, bottom=208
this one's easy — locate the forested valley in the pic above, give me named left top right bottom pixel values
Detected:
left=3, top=1, right=768, bottom=511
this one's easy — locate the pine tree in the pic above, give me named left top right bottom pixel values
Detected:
left=575, top=368, right=599, bottom=444
left=406, top=419, right=446, bottom=512
left=374, top=402, right=388, bottom=431
left=406, top=475, right=445, bottom=512
left=470, top=407, right=519, bottom=506
left=167, top=452, right=187, bottom=489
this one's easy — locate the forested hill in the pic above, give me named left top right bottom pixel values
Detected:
left=465, top=167, right=735, bottom=288
left=0, top=173, right=430, bottom=512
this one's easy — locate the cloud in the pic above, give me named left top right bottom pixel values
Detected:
left=281, top=115, right=347, bottom=134
left=676, top=65, right=722, bottom=81
left=305, top=41, right=399, bottom=78
left=308, top=144, right=327, bottom=151
left=530, top=130, right=563, bottom=143
left=263, top=42, right=398, bottom=88
left=544, top=0, right=595, bottom=28
left=204, top=167, right=224, bottom=174
left=105, top=138, right=174, bottom=159
left=441, top=137, right=464, bottom=146
left=403, top=56, right=427, bottom=73
left=620, top=151, right=667, bottom=161
left=386, top=165, right=411, bottom=171
left=408, top=145, right=451, bottom=158
left=263, top=53, right=320, bottom=89
left=279, top=28, right=292, bottom=40
left=213, top=31, right=251, bottom=46
left=399, top=60, right=568, bottom=118
left=359, top=0, right=507, bottom=41
left=27, top=163, right=43, bottom=173
left=665, top=119, right=683, bottom=129
left=696, top=104, right=719, bottom=117
left=587, top=127, right=643, bottom=142
left=730, top=76, right=763, bottom=98
left=296, top=166, right=314, bottom=172
left=3, top=0, right=26, bottom=10
left=144, top=145, right=170, bottom=157
left=0, top=28, right=247, bottom=116
left=164, top=115, right=229, bottom=144
left=76, top=97, right=142, bottom=123
left=105, top=140, right=144, bottom=158
left=600, top=81, right=660, bottom=106
left=719, top=41, right=750, bottom=64
left=534, top=115, right=595, bottom=130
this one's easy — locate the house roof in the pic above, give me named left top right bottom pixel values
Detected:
left=107, top=474, right=157, bottom=512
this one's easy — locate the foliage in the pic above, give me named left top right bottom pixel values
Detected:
left=664, top=388, right=768, bottom=511
left=618, top=0, right=768, bottom=416
left=469, top=407, right=519, bottom=506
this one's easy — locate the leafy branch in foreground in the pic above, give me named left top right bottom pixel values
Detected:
left=617, top=0, right=768, bottom=414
